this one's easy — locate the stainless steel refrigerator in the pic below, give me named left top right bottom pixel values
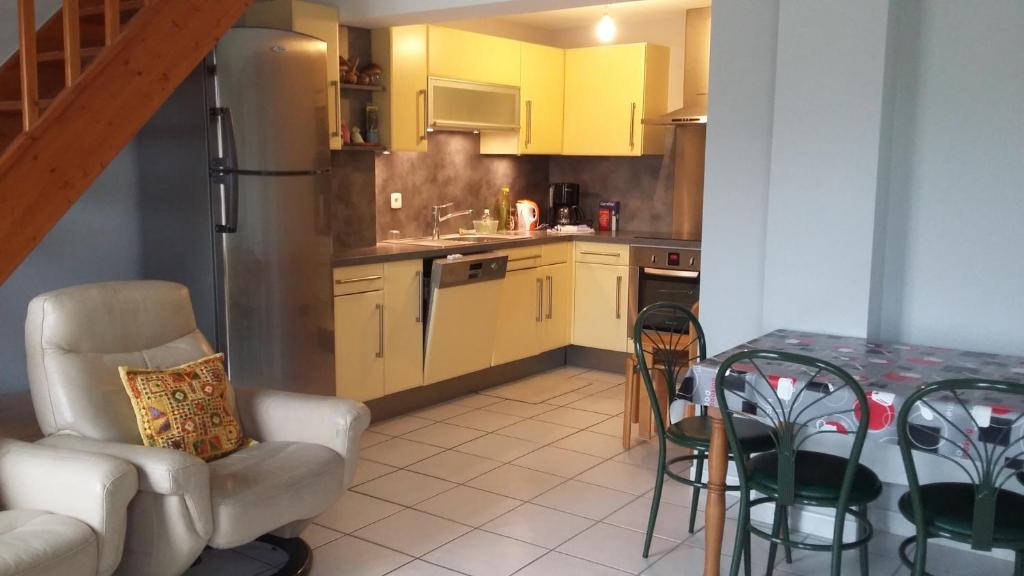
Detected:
left=136, top=27, right=334, bottom=395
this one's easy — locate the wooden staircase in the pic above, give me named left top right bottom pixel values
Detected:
left=0, top=0, right=253, bottom=284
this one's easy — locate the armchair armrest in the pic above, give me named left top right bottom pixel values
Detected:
left=232, top=387, right=371, bottom=487
left=0, top=439, right=139, bottom=576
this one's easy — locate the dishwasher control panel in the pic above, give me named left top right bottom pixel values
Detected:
left=430, top=252, right=508, bottom=289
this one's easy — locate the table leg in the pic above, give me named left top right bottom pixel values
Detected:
left=704, top=407, right=728, bottom=576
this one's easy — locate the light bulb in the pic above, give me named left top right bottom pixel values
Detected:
left=596, top=13, right=616, bottom=43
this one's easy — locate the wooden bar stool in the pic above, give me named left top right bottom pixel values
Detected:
left=623, top=302, right=699, bottom=449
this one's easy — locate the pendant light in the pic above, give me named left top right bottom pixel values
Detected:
left=596, top=6, right=616, bottom=43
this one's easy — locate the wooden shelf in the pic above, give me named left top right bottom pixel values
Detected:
left=339, top=144, right=386, bottom=152
left=340, top=83, right=385, bottom=92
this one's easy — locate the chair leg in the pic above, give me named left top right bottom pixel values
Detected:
left=1014, top=551, right=1022, bottom=576
left=643, top=452, right=667, bottom=558
left=830, top=508, right=847, bottom=576
left=743, top=531, right=752, bottom=576
left=854, top=505, right=869, bottom=576
left=766, top=503, right=784, bottom=576
left=913, top=533, right=927, bottom=576
left=729, top=492, right=750, bottom=576
left=780, top=504, right=793, bottom=563
left=688, top=453, right=704, bottom=533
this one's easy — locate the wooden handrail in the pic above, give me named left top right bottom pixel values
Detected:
left=0, top=0, right=254, bottom=284
left=104, top=0, right=120, bottom=45
left=18, top=0, right=39, bottom=130
left=63, top=0, right=81, bottom=86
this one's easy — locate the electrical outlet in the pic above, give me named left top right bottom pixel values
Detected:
left=390, top=192, right=402, bottom=209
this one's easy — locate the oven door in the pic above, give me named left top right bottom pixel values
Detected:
left=628, top=267, right=700, bottom=337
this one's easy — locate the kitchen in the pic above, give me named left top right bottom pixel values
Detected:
left=3, top=0, right=1021, bottom=575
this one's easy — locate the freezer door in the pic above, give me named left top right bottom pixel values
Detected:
left=212, top=27, right=331, bottom=173
left=215, top=172, right=334, bottom=394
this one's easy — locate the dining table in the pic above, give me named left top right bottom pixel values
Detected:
left=681, top=328, right=1024, bottom=576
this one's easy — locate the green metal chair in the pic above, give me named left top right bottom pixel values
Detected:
left=896, top=379, right=1024, bottom=576
left=715, top=349, right=883, bottom=576
left=633, top=303, right=776, bottom=562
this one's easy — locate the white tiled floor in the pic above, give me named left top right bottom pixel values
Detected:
left=184, top=367, right=1014, bottom=576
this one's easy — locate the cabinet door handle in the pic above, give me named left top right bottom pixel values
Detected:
left=508, top=254, right=542, bottom=263
left=615, top=275, right=623, bottom=319
left=525, top=100, right=532, bottom=148
left=579, top=250, right=620, bottom=258
left=545, top=275, right=553, bottom=320
left=415, top=270, right=422, bottom=323
left=536, top=278, right=543, bottom=323
left=629, top=102, right=636, bottom=150
left=335, top=275, right=382, bottom=285
left=375, top=303, right=384, bottom=358
left=417, top=89, right=428, bottom=142
left=330, top=80, right=341, bottom=138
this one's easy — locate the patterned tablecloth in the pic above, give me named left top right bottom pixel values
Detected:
left=682, top=329, right=1024, bottom=482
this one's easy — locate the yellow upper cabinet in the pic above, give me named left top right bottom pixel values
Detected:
left=481, top=41, right=564, bottom=155
left=428, top=26, right=521, bottom=86
left=238, top=0, right=342, bottom=150
left=563, top=43, right=669, bottom=156
left=372, top=25, right=428, bottom=152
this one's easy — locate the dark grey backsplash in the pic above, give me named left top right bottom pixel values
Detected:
left=549, top=151, right=675, bottom=233
left=330, top=132, right=674, bottom=248
left=374, top=133, right=548, bottom=239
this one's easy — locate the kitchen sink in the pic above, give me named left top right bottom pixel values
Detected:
left=384, top=233, right=533, bottom=248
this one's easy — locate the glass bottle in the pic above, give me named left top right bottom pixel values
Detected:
left=497, top=186, right=510, bottom=232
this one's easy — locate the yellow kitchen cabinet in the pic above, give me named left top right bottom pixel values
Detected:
left=334, top=290, right=384, bottom=402
left=481, top=41, right=564, bottom=155
left=372, top=25, right=428, bottom=152
left=539, top=262, right=571, bottom=351
left=572, top=262, right=629, bottom=352
left=492, top=268, right=544, bottom=365
left=563, top=43, right=669, bottom=156
left=238, top=0, right=342, bottom=150
left=383, top=260, right=423, bottom=394
left=428, top=26, right=521, bottom=86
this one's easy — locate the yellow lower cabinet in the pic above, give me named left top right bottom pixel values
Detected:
left=383, top=260, right=424, bottom=394
left=539, top=262, right=571, bottom=352
left=572, top=262, right=629, bottom=352
left=492, top=268, right=544, bottom=365
left=334, top=290, right=385, bottom=402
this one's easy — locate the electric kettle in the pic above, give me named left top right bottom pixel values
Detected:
left=514, top=200, right=540, bottom=231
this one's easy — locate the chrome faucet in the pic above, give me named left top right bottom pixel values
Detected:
left=431, top=203, right=473, bottom=239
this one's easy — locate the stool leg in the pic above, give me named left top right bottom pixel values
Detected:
left=688, top=453, right=704, bottom=533
left=766, top=502, right=783, bottom=576
left=643, top=448, right=666, bottom=558
left=1014, top=551, right=1022, bottom=576
left=856, top=505, right=869, bottom=576
left=623, top=357, right=636, bottom=449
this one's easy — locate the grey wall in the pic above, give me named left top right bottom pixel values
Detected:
left=0, top=0, right=61, bottom=62
left=0, top=143, right=143, bottom=438
left=876, top=0, right=1024, bottom=354
left=702, top=0, right=1024, bottom=357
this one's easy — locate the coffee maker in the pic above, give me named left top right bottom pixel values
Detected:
left=549, top=182, right=584, bottom=226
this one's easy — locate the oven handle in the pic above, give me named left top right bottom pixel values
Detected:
left=642, top=267, right=700, bottom=279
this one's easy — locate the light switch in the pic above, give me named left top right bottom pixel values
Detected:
left=390, top=192, right=402, bottom=209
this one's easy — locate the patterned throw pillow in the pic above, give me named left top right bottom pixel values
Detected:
left=119, top=353, right=246, bottom=462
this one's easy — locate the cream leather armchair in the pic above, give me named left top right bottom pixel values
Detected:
left=0, top=438, right=138, bottom=576
left=25, top=281, right=371, bottom=576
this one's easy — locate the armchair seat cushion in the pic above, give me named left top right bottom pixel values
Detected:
left=0, top=510, right=98, bottom=576
left=207, top=441, right=345, bottom=549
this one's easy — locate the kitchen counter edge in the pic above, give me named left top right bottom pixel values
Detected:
left=333, top=231, right=697, bottom=267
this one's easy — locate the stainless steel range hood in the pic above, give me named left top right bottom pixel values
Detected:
left=641, top=105, right=707, bottom=126
left=427, top=77, right=520, bottom=133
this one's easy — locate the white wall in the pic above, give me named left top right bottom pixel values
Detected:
left=760, top=0, right=891, bottom=337
left=698, top=0, right=779, bottom=355
left=702, top=0, right=1024, bottom=356
left=0, top=0, right=61, bottom=62
left=876, top=0, right=1024, bottom=355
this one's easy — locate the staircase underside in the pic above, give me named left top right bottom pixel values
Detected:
left=0, top=0, right=253, bottom=284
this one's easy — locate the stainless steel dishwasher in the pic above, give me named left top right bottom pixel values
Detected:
left=423, top=252, right=508, bottom=384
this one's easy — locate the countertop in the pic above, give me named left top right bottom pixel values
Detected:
left=333, top=230, right=700, bottom=267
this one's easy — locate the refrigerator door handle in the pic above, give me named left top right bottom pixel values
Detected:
left=211, top=107, right=239, bottom=234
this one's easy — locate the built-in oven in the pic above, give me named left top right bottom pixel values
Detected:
left=628, top=244, right=701, bottom=336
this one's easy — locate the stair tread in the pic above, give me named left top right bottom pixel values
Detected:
left=37, top=46, right=104, bottom=63
left=0, top=99, right=54, bottom=113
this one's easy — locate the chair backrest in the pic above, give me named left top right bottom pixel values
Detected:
left=633, top=302, right=707, bottom=437
left=714, top=349, right=870, bottom=507
left=897, top=379, right=1024, bottom=551
left=25, top=280, right=221, bottom=443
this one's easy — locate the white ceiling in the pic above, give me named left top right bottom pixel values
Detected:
left=496, top=0, right=709, bottom=31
